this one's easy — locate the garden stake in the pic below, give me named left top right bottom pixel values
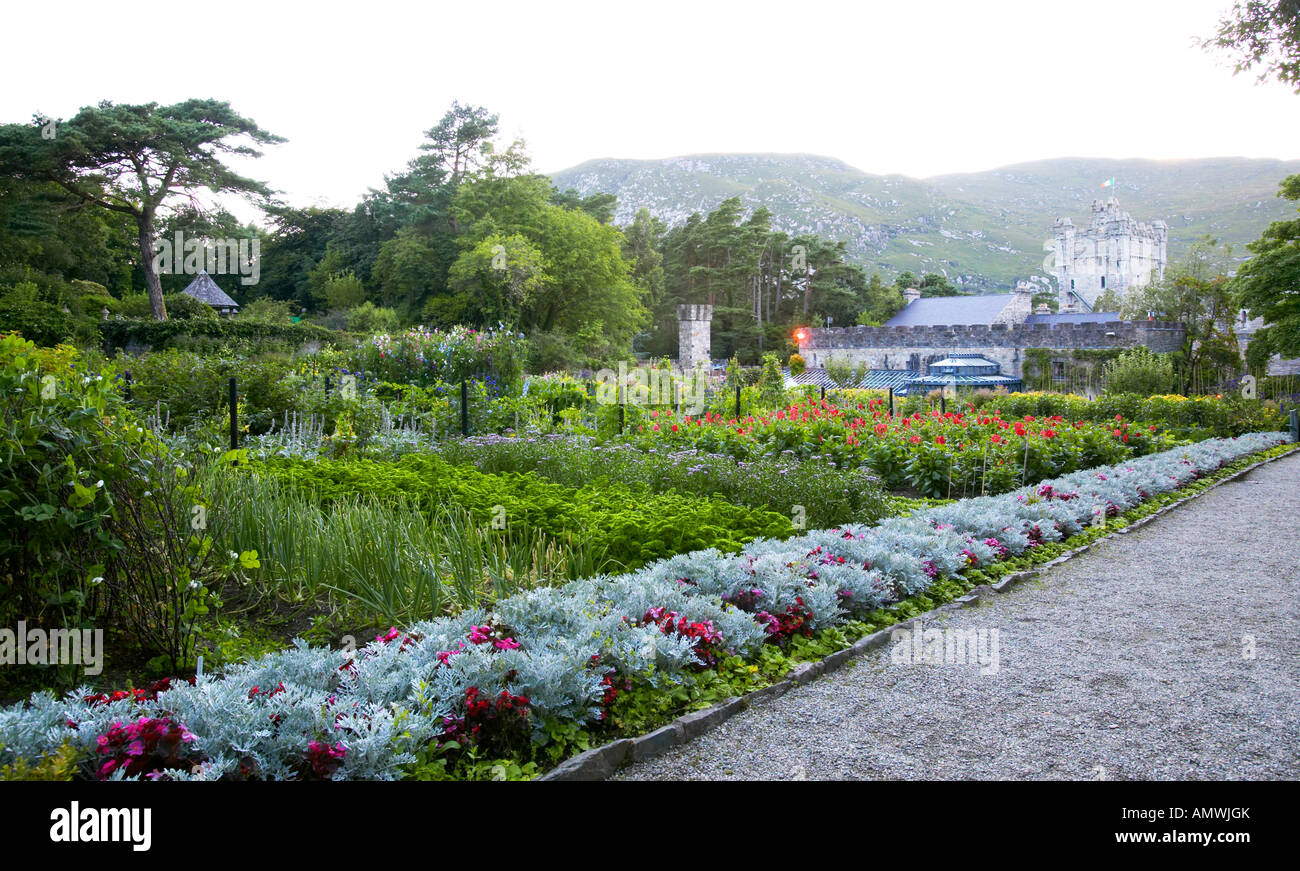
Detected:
left=461, top=379, right=469, bottom=437
left=735, top=383, right=741, bottom=418
left=124, top=369, right=132, bottom=402
left=229, top=376, right=238, bottom=450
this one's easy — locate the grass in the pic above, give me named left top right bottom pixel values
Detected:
left=203, top=467, right=613, bottom=628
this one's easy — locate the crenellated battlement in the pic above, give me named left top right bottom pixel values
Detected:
left=802, top=320, right=1183, bottom=351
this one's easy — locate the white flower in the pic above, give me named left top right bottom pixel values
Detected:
left=90, top=576, right=104, bottom=586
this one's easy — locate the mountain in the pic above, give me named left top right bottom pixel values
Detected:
left=548, top=154, right=1300, bottom=291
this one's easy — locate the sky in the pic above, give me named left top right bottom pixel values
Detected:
left=4, top=0, right=1299, bottom=216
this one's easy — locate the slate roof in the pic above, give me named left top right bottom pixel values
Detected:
left=884, top=294, right=1013, bottom=327
left=929, top=354, right=1000, bottom=371
left=181, top=271, right=239, bottom=310
left=785, top=368, right=917, bottom=390
left=1025, top=311, right=1122, bottom=325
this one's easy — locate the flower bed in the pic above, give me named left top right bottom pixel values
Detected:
left=618, top=398, right=1184, bottom=497
left=247, top=453, right=795, bottom=571
left=431, top=433, right=890, bottom=529
left=0, top=432, right=1290, bottom=780
left=355, top=324, right=525, bottom=390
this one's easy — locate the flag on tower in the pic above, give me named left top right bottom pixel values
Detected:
left=1100, top=178, right=1115, bottom=188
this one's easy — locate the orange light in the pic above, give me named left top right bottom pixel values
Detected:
left=795, top=330, right=806, bottom=342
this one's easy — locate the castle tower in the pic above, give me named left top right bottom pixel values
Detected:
left=676, top=304, right=713, bottom=371
left=1051, top=197, right=1167, bottom=311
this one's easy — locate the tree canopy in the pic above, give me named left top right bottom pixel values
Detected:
left=1233, top=175, right=1300, bottom=361
left=0, top=99, right=283, bottom=319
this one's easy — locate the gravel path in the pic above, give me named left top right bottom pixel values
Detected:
left=615, top=451, right=1300, bottom=781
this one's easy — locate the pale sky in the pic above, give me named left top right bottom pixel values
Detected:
left=4, top=0, right=1299, bottom=217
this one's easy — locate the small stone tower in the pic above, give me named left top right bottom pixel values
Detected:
left=677, top=304, right=713, bottom=371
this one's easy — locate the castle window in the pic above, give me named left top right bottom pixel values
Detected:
left=1100, top=276, right=1106, bottom=289
left=1051, top=360, right=1066, bottom=381
left=1070, top=279, right=1075, bottom=289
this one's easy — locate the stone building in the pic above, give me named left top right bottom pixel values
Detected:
left=1051, top=198, right=1167, bottom=311
left=797, top=318, right=1184, bottom=383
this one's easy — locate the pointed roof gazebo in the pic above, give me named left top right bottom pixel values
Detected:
left=181, top=271, right=239, bottom=315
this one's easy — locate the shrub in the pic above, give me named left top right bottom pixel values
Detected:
left=345, top=301, right=400, bottom=334
left=0, top=300, right=78, bottom=346
left=0, top=337, right=218, bottom=673
left=1103, top=347, right=1176, bottom=395
left=99, top=318, right=344, bottom=354
left=119, top=292, right=219, bottom=321
left=524, top=331, right=584, bottom=373
left=788, top=354, right=806, bottom=376
left=236, top=297, right=295, bottom=324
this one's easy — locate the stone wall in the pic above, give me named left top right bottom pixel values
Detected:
left=799, top=320, right=1184, bottom=378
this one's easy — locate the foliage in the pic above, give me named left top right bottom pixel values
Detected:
left=432, top=433, right=890, bottom=529
left=204, top=467, right=611, bottom=625
left=1120, top=236, right=1243, bottom=392
left=1204, top=0, right=1300, bottom=93
left=0, top=741, right=79, bottom=780
left=617, top=396, right=1183, bottom=497
left=0, top=336, right=219, bottom=673
left=1234, top=174, right=1300, bottom=361
left=356, top=324, right=525, bottom=391
left=0, top=99, right=283, bottom=319
left=100, top=318, right=343, bottom=353
left=0, top=431, right=1287, bottom=780
left=1102, top=347, right=1178, bottom=395
left=247, top=453, right=796, bottom=571
left=344, top=301, right=400, bottom=334
left=0, top=300, right=80, bottom=346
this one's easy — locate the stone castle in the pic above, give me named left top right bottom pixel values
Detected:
left=1052, top=197, right=1168, bottom=311
left=787, top=199, right=1183, bottom=386
left=678, top=197, right=1299, bottom=386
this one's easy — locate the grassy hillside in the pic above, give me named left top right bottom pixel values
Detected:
left=550, top=154, right=1300, bottom=291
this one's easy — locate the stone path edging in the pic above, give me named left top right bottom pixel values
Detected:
left=538, top=443, right=1299, bottom=781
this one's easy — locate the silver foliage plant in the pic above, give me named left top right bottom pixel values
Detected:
left=0, top=432, right=1288, bottom=779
